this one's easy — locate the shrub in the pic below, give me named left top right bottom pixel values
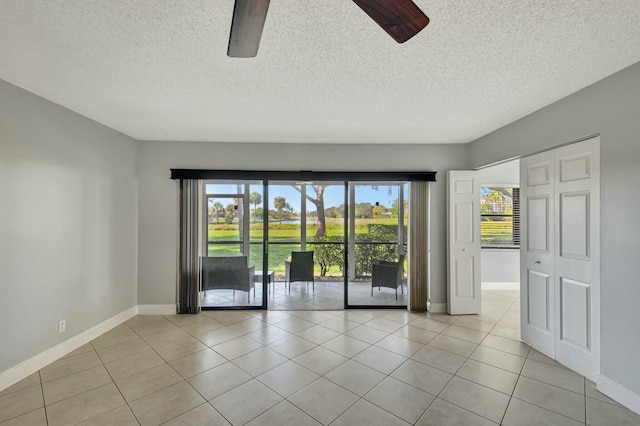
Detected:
left=353, top=234, right=399, bottom=277
left=367, top=224, right=399, bottom=238
left=309, top=236, right=344, bottom=276
left=268, top=224, right=301, bottom=231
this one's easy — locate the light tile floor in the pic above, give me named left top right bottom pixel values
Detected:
left=2, top=290, right=639, bottom=425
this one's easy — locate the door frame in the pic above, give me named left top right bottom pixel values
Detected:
left=188, top=172, right=435, bottom=311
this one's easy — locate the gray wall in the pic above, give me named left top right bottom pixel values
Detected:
left=469, top=62, right=640, bottom=397
left=137, top=141, right=470, bottom=307
left=0, top=81, right=139, bottom=373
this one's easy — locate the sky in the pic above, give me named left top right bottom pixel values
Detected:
left=206, top=183, right=407, bottom=212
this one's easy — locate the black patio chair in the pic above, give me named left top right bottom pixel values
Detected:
left=371, top=254, right=405, bottom=300
left=285, top=251, right=315, bottom=293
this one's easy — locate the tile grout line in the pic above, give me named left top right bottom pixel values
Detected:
left=422, top=293, right=521, bottom=425
left=239, top=298, right=556, bottom=424
left=105, top=319, right=199, bottom=425
left=96, top=321, right=146, bottom=426
left=584, top=378, right=588, bottom=425
left=38, top=371, right=50, bottom=426
left=19, top=290, right=624, bottom=426
left=133, top=316, right=250, bottom=426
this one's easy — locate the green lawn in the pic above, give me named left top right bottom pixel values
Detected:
left=207, top=218, right=403, bottom=276
left=481, top=219, right=515, bottom=246
left=207, top=217, right=401, bottom=240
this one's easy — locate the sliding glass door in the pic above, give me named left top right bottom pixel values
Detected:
left=346, top=183, right=408, bottom=307
left=266, top=182, right=346, bottom=310
left=198, top=177, right=409, bottom=310
left=202, top=181, right=264, bottom=308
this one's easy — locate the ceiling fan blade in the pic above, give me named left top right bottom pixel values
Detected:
left=227, top=0, right=271, bottom=58
left=352, top=0, right=429, bottom=43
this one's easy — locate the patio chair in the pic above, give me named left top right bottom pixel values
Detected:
left=285, top=251, right=315, bottom=293
left=371, top=254, right=405, bottom=300
left=201, top=256, right=256, bottom=302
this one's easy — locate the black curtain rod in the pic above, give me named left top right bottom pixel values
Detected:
left=170, top=169, right=437, bottom=182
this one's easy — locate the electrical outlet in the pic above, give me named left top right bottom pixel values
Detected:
left=58, top=319, right=66, bottom=334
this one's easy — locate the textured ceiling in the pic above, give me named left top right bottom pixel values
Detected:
left=1, top=1, right=640, bottom=144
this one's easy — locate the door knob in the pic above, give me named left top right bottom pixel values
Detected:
left=534, top=261, right=541, bottom=264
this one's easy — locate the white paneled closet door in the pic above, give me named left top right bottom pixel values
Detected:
left=520, top=136, right=600, bottom=381
left=554, top=138, right=600, bottom=380
left=520, top=151, right=556, bottom=357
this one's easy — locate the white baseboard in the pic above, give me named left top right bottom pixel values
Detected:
left=428, top=302, right=447, bottom=313
left=0, top=306, right=137, bottom=392
left=481, top=281, right=520, bottom=290
left=598, top=374, right=640, bottom=415
left=137, top=304, right=177, bottom=315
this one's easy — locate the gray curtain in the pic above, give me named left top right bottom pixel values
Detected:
left=178, top=179, right=200, bottom=314
left=408, top=181, right=429, bottom=311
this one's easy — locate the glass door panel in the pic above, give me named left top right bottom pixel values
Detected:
left=347, top=183, right=408, bottom=307
left=207, top=196, right=242, bottom=255
left=305, top=182, right=345, bottom=310
left=266, top=182, right=302, bottom=309
left=267, top=181, right=345, bottom=310
left=202, top=181, right=264, bottom=308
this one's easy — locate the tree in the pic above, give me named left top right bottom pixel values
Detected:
left=273, top=196, right=293, bottom=223
left=224, top=203, right=237, bottom=224
left=249, top=192, right=262, bottom=223
left=486, top=189, right=510, bottom=213
left=325, top=205, right=344, bottom=219
left=208, top=199, right=215, bottom=223
left=391, top=199, right=409, bottom=218
left=373, top=203, right=387, bottom=218
left=292, top=185, right=327, bottom=238
left=355, top=202, right=373, bottom=219
left=212, top=201, right=224, bottom=224
left=254, top=207, right=263, bottom=220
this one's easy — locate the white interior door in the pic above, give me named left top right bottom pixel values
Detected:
left=554, top=137, right=600, bottom=381
left=447, top=171, right=481, bottom=315
left=520, top=137, right=600, bottom=380
left=520, top=151, right=556, bottom=357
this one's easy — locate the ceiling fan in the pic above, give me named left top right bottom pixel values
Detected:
left=227, top=0, right=430, bottom=58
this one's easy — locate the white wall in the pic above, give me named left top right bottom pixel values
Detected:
left=477, top=159, right=519, bottom=186
left=469, top=62, right=640, bottom=400
left=478, top=160, right=520, bottom=284
left=137, top=141, right=470, bottom=307
left=481, top=250, right=519, bottom=283
left=0, top=81, right=138, bottom=373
